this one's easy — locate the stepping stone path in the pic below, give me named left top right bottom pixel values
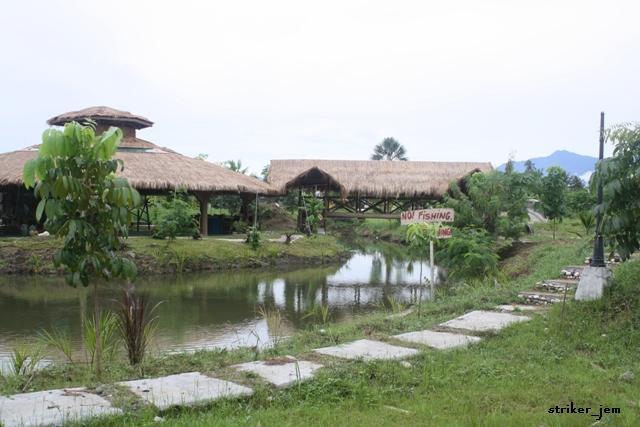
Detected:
left=0, top=388, right=121, bottom=427
left=1, top=292, right=553, bottom=425
left=233, top=356, right=323, bottom=388
left=439, top=310, right=530, bottom=332
left=314, top=339, right=419, bottom=361
left=118, top=372, right=252, bottom=410
left=393, top=330, right=481, bottom=350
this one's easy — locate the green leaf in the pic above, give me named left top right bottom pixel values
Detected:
left=23, top=159, right=37, bottom=188
left=35, top=199, right=46, bottom=221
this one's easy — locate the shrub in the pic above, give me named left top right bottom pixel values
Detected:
left=232, top=220, right=249, bottom=233
left=437, top=229, right=500, bottom=281
left=153, top=190, right=199, bottom=240
left=246, top=226, right=262, bottom=250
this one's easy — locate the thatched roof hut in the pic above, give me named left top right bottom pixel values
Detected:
left=0, top=106, right=276, bottom=235
left=0, top=144, right=275, bottom=195
left=47, top=106, right=154, bottom=130
left=268, top=159, right=493, bottom=198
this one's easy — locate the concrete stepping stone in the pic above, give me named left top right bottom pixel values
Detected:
left=118, top=372, right=252, bottom=410
left=518, top=291, right=563, bottom=304
left=233, top=356, right=323, bottom=388
left=392, top=330, right=481, bottom=350
left=495, top=304, right=545, bottom=312
left=314, top=339, right=419, bottom=361
left=439, top=310, right=529, bottom=332
left=535, top=280, right=576, bottom=293
left=0, top=388, right=121, bottom=427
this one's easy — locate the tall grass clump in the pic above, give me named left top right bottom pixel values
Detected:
left=9, top=341, right=44, bottom=378
left=257, top=305, right=284, bottom=344
left=303, top=304, right=332, bottom=325
left=37, top=327, right=74, bottom=363
left=117, top=288, right=161, bottom=366
left=84, top=311, right=120, bottom=367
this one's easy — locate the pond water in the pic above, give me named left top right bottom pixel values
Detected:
left=0, top=248, right=439, bottom=373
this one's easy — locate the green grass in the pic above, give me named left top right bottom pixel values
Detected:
left=0, top=235, right=348, bottom=275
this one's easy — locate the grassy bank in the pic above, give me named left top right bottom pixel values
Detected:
left=5, top=226, right=638, bottom=425
left=0, top=235, right=349, bottom=275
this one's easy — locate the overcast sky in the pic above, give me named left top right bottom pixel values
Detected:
left=1, top=0, right=637, bottom=174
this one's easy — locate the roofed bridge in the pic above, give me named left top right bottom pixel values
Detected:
left=267, top=159, right=492, bottom=228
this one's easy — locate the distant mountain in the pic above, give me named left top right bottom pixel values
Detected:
left=497, top=150, right=598, bottom=178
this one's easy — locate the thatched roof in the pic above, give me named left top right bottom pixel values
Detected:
left=0, top=141, right=276, bottom=195
left=268, top=159, right=493, bottom=198
left=47, top=106, right=153, bottom=129
left=0, top=106, right=275, bottom=195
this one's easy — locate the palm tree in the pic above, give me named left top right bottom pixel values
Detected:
left=224, top=159, right=249, bottom=175
left=371, top=137, right=408, bottom=161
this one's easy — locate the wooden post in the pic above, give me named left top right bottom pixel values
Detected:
left=430, top=240, right=435, bottom=300
left=145, top=196, right=151, bottom=230
left=297, top=187, right=303, bottom=232
left=240, top=194, right=252, bottom=222
left=196, top=192, right=211, bottom=236
left=323, top=189, right=328, bottom=230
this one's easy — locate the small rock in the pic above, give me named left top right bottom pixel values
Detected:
left=400, top=361, right=412, bottom=368
left=601, top=334, right=607, bottom=338
left=154, top=416, right=165, bottom=423
left=319, top=329, right=326, bottom=334
left=619, top=371, right=634, bottom=383
left=94, top=385, right=107, bottom=395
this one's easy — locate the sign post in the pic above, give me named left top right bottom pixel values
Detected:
left=401, top=208, right=455, bottom=299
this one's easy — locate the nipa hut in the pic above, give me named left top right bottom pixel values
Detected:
left=268, top=159, right=492, bottom=222
left=0, top=106, right=276, bottom=235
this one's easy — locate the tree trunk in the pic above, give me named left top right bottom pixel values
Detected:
left=93, top=281, right=102, bottom=378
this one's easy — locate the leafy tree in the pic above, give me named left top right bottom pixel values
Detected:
left=504, top=158, right=515, bottom=174
left=224, top=159, right=249, bottom=174
left=23, top=121, right=140, bottom=375
left=567, top=175, right=585, bottom=190
left=524, top=159, right=536, bottom=173
left=405, top=223, right=439, bottom=256
left=371, top=137, right=408, bottom=161
left=594, top=122, right=640, bottom=259
left=522, top=163, right=543, bottom=197
left=445, top=171, right=528, bottom=240
left=405, top=223, right=440, bottom=314
left=153, top=190, right=199, bottom=240
left=261, top=164, right=270, bottom=182
left=541, top=166, right=568, bottom=239
left=566, top=187, right=594, bottom=215
left=302, top=195, right=323, bottom=234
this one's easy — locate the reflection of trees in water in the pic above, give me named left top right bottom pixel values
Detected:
left=0, top=250, right=437, bottom=354
left=369, top=255, right=383, bottom=284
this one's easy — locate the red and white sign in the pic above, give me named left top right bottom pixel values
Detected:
left=400, top=208, right=455, bottom=225
left=437, top=227, right=453, bottom=239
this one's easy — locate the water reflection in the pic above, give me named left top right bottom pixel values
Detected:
left=0, top=248, right=438, bottom=372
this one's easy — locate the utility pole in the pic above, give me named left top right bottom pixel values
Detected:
left=576, top=111, right=611, bottom=300
left=590, top=112, right=606, bottom=267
